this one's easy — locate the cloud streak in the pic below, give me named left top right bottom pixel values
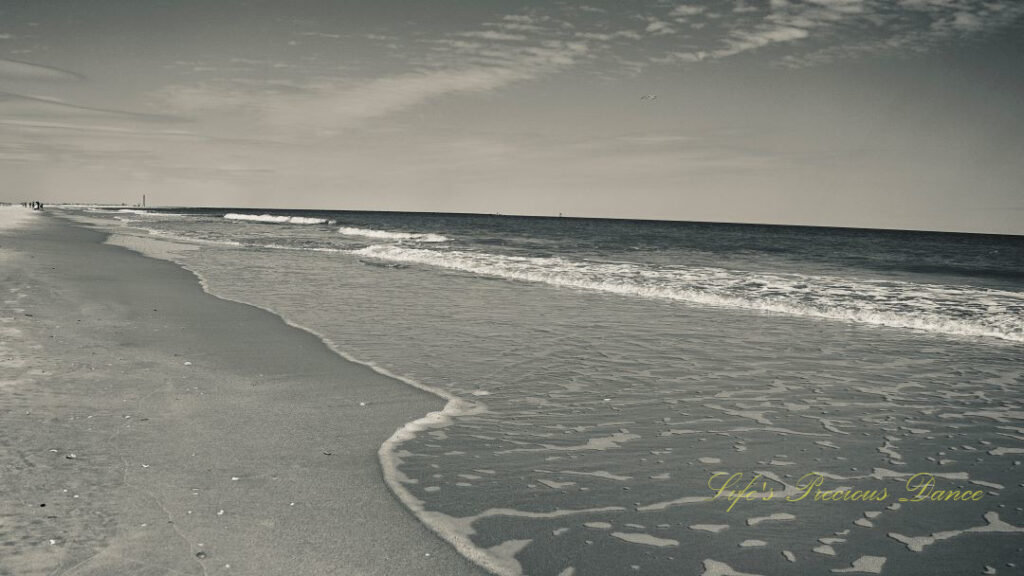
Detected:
left=0, top=58, right=83, bottom=81
left=649, top=0, right=1024, bottom=66
left=159, top=15, right=591, bottom=137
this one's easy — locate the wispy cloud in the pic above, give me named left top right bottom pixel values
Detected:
left=644, top=18, right=677, bottom=35
left=265, top=46, right=587, bottom=133
left=650, top=0, right=1024, bottom=66
left=157, top=14, right=592, bottom=138
left=669, top=5, right=707, bottom=19
left=779, top=0, right=1024, bottom=67
left=0, top=58, right=83, bottom=81
left=457, top=31, right=528, bottom=42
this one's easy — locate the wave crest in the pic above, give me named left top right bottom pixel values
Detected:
left=353, top=245, right=1024, bottom=343
left=338, top=226, right=448, bottom=243
left=225, top=213, right=328, bottom=225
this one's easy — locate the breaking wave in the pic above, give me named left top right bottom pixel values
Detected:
left=353, top=245, right=1024, bottom=343
left=224, top=213, right=329, bottom=225
left=338, top=226, right=449, bottom=243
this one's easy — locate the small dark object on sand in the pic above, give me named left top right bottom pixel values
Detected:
left=195, top=551, right=207, bottom=559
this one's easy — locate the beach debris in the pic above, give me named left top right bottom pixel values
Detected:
left=49, top=539, right=57, bottom=545
left=217, top=509, right=224, bottom=516
left=195, top=551, right=207, bottom=560
left=65, top=453, right=77, bottom=460
left=184, top=361, right=192, bottom=366
left=141, top=464, right=150, bottom=468
left=359, top=402, right=367, bottom=406
left=322, top=451, right=332, bottom=456
left=231, top=476, right=239, bottom=481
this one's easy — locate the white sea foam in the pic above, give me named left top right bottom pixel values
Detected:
left=690, top=524, right=730, bottom=533
left=611, top=532, right=678, bottom=548
left=747, top=513, right=795, bottom=526
left=224, top=213, right=328, bottom=225
left=888, top=512, right=1024, bottom=553
left=561, top=470, right=632, bottom=482
left=352, top=245, right=1024, bottom=342
left=831, top=556, right=887, bottom=574
left=701, top=559, right=764, bottom=576
left=339, top=226, right=449, bottom=243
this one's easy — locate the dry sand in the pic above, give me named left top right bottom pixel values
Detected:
left=0, top=209, right=487, bottom=575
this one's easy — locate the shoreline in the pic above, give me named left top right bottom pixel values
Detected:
left=102, top=225, right=512, bottom=575
left=0, top=211, right=487, bottom=576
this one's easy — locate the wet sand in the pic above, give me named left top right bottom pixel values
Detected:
left=0, top=210, right=487, bottom=576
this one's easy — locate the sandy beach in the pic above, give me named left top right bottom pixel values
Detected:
left=0, top=208, right=487, bottom=576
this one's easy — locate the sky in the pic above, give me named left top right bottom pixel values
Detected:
left=1, top=0, right=1022, bottom=234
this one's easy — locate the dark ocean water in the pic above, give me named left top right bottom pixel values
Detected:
left=74, top=206, right=1023, bottom=576
left=159, top=207, right=1024, bottom=283
left=110, top=207, right=1023, bottom=342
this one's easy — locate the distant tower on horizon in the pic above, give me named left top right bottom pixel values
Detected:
left=142, top=194, right=146, bottom=207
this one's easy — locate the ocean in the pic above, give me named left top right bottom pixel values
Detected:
left=67, top=207, right=1023, bottom=575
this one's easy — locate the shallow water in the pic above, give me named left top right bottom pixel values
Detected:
left=69, top=207, right=1024, bottom=575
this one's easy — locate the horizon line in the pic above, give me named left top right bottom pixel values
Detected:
left=63, top=202, right=1024, bottom=238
